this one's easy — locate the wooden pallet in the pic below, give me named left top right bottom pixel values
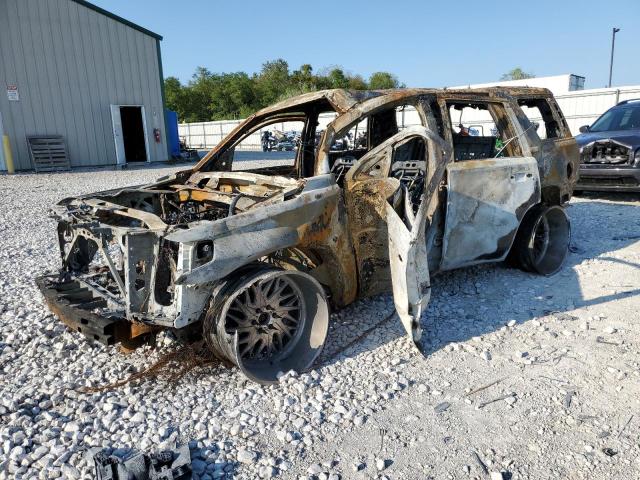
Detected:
left=27, top=135, right=71, bottom=172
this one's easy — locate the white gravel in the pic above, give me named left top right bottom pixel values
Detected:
left=1, top=166, right=639, bottom=479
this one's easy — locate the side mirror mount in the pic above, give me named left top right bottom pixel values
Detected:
left=579, top=125, right=590, bottom=134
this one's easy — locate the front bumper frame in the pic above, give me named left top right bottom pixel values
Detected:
left=576, top=165, right=640, bottom=192
left=36, top=274, right=158, bottom=345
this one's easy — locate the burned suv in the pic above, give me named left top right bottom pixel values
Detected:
left=575, top=99, right=640, bottom=192
left=37, top=87, right=578, bottom=383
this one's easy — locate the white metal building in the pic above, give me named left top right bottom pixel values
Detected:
left=452, top=74, right=586, bottom=96
left=0, top=0, right=168, bottom=171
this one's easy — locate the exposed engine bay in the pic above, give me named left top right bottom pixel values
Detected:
left=59, top=172, right=304, bottom=229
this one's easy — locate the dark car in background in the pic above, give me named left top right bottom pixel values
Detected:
left=575, top=99, right=640, bottom=192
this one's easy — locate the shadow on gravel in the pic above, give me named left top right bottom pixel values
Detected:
left=320, top=197, right=640, bottom=366
left=80, top=341, right=223, bottom=393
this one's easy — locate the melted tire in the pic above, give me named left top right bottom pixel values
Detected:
left=511, top=204, right=570, bottom=276
left=203, top=266, right=329, bottom=384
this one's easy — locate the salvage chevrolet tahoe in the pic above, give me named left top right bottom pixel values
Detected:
left=37, top=87, right=579, bottom=383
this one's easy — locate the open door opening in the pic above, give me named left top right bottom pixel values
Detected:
left=343, top=126, right=449, bottom=350
left=111, top=105, right=149, bottom=165
left=120, top=107, right=147, bottom=162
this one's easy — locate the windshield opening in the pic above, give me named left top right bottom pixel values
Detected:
left=195, top=97, right=340, bottom=177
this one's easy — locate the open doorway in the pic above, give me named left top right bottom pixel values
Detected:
left=110, top=105, right=149, bottom=164
left=120, top=107, right=147, bottom=162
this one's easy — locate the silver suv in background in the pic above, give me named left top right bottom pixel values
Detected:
left=575, top=99, right=640, bottom=192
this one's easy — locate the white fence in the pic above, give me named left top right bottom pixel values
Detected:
left=178, top=112, right=347, bottom=151
left=178, top=86, right=640, bottom=150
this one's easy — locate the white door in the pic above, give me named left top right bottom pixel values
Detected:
left=110, top=105, right=126, bottom=165
left=139, top=106, right=151, bottom=163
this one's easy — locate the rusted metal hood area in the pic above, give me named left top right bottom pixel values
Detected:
left=53, top=172, right=305, bottom=232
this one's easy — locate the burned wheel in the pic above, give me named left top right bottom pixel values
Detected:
left=226, top=273, right=306, bottom=360
left=510, top=204, right=570, bottom=275
left=203, top=267, right=329, bottom=383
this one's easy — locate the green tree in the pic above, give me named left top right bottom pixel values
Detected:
left=369, top=72, right=400, bottom=89
left=500, top=68, right=535, bottom=80
left=209, top=73, right=258, bottom=119
left=290, top=63, right=317, bottom=94
left=327, top=68, right=350, bottom=89
left=348, top=74, right=368, bottom=90
left=256, top=59, right=291, bottom=105
left=164, top=60, right=405, bottom=122
left=164, top=76, right=183, bottom=114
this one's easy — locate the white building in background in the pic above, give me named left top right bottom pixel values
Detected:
left=451, top=74, right=586, bottom=96
left=0, top=0, right=169, bottom=171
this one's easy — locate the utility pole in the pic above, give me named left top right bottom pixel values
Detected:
left=608, top=27, right=620, bottom=88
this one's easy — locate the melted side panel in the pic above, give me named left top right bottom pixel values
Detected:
left=441, top=157, right=541, bottom=271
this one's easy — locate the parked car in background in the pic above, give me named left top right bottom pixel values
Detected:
left=37, top=87, right=578, bottom=384
left=276, top=138, right=295, bottom=151
left=575, top=99, right=640, bottom=192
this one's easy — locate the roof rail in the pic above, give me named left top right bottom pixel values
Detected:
left=617, top=98, right=640, bottom=105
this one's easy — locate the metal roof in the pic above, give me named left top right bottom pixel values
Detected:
left=71, top=0, right=162, bottom=40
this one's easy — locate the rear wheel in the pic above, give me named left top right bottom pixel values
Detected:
left=203, top=267, right=329, bottom=383
left=510, top=204, right=570, bottom=275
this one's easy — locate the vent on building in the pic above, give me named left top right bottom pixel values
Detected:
left=27, top=136, right=71, bottom=172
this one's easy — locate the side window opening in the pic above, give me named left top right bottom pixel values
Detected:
left=230, top=118, right=306, bottom=173
left=396, top=105, right=423, bottom=131
left=330, top=103, right=423, bottom=186
left=329, top=116, right=369, bottom=186
left=349, top=134, right=428, bottom=219
left=517, top=98, right=561, bottom=139
left=447, top=101, right=523, bottom=161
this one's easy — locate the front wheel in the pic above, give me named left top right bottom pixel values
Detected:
left=203, top=267, right=329, bottom=383
left=509, top=204, right=570, bottom=275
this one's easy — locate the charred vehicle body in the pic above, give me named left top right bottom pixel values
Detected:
left=575, top=99, right=640, bottom=192
left=37, top=87, right=579, bottom=383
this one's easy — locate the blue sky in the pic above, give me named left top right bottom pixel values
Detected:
left=92, top=0, right=639, bottom=89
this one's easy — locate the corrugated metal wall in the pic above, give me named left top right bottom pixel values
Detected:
left=0, top=0, right=167, bottom=170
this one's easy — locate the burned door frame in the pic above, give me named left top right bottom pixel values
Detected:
left=343, top=126, right=449, bottom=347
left=320, top=94, right=431, bottom=296
left=510, top=93, right=580, bottom=204
left=437, top=97, right=542, bottom=270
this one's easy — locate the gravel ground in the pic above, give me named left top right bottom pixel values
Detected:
left=0, top=165, right=639, bottom=480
